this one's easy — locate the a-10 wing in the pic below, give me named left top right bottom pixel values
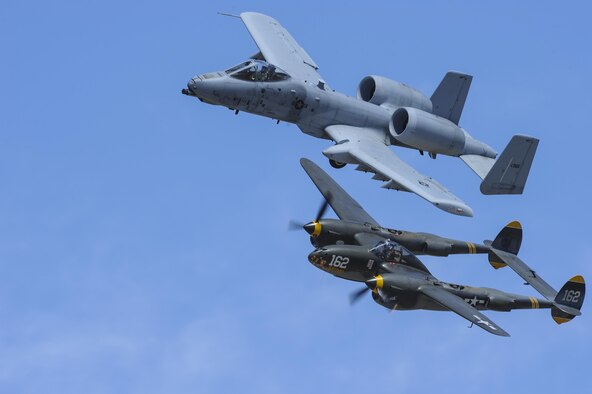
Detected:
left=323, top=125, right=473, bottom=217
left=240, top=12, right=327, bottom=87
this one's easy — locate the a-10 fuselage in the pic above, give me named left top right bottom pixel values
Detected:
left=183, top=59, right=495, bottom=158
left=184, top=63, right=390, bottom=140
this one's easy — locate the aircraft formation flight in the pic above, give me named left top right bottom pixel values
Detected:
left=298, top=158, right=584, bottom=337
left=183, top=12, right=539, bottom=217
left=183, top=12, right=584, bottom=336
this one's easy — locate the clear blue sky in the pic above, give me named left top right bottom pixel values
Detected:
left=1, top=1, right=591, bottom=393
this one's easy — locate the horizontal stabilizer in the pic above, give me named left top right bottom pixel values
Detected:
left=481, top=135, right=539, bottom=195
left=460, top=155, right=495, bottom=180
left=489, top=247, right=584, bottom=319
left=490, top=248, right=558, bottom=301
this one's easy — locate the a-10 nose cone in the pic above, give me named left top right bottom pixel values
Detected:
left=184, top=74, right=225, bottom=103
left=187, top=76, right=202, bottom=95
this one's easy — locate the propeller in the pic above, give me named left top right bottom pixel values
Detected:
left=349, top=286, right=370, bottom=305
left=288, top=220, right=305, bottom=231
left=314, top=195, right=330, bottom=222
left=349, top=276, right=389, bottom=306
left=288, top=192, right=332, bottom=233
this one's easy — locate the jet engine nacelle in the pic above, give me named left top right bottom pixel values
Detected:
left=357, top=76, right=432, bottom=112
left=389, top=107, right=466, bottom=156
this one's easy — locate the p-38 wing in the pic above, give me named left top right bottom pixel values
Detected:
left=323, top=125, right=473, bottom=217
left=300, top=158, right=380, bottom=227
left=419, top=284, right=510, bottom=336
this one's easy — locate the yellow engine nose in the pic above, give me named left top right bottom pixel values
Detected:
left=366, top=275, right=384, bottom=290
left=303, top=221, right=322, bottom=237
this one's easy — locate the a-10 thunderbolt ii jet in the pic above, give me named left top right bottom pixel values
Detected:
left=296, top=158, right=584, bottom=336
left=183, top=12, right=539, bottom=217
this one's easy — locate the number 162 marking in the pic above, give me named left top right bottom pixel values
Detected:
left=329, top=255, right=349, bottom=269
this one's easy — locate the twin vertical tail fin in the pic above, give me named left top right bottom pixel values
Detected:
left=552, top=275, right=585, bottom=324
left=480, top=135, right=539, bottom=195
left=435, top=72, right=539, bottom=196
left=461, top=135, right=539, bottom=195
left=430, top=71, right=472, bottom=125
left=487, top=221, right=522, bottom=269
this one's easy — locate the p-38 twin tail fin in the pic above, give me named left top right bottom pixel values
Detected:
left=486, top=221, right=585, bottom=324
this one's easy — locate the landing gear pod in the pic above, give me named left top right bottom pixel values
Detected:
left=329, top=159, right=346, bottom=169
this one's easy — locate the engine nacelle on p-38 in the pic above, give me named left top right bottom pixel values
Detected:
left=357, top=76, right=432, bottom=112
left=389, top=107, right=467, bottom=156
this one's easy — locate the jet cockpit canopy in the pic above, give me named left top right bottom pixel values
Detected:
left=225, top=60, right=290, bottom=82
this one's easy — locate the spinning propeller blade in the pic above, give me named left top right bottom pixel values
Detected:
left=289, top=193, right=332, bottom=233
left=288, top=220, right=305, bottom=231
left=315, top=196, right=330, bottom=222
left=349, top=287, right=370, bottom=305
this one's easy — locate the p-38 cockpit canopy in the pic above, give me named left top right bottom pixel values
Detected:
left=370, top=239, right=404, bottom=262
left=225, top=60, right=290, bottom=82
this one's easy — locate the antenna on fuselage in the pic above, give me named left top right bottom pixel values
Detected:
left=217, top=12, right=241, bottom=18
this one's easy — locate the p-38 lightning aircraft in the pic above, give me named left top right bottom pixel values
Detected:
left=183, top=12, right=539, bottom=217
left=296, top=158, right=584, bottom=336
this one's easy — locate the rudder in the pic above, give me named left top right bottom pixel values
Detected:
left=430, top=71, right=472, bottom=125
left=552, top=275, right=585, bottom=324
left=487, top=221, right=522, bottom=269
left=480, top=135, right=539, bottom=195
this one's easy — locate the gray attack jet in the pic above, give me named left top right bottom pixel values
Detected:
left=183, top=12, right=539, bottom=217
left=296, top=158, right=584, bottom=336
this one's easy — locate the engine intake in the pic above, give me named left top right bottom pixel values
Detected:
left=357, top=76, right=432, bottom=112
left=389, top=107, right=466, bottom=156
